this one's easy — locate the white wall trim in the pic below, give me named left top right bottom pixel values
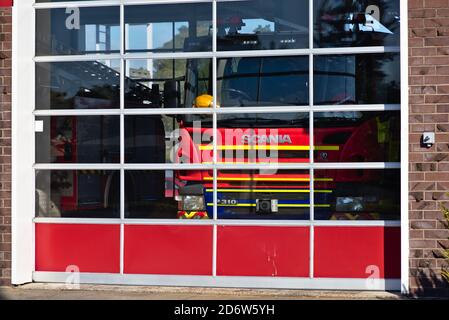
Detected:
left=399, top=0, right=410, bottom=295
left=11, top=0, right=36, bottom=285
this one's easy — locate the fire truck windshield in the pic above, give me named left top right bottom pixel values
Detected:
left=184, top=56, right=309, bottom=111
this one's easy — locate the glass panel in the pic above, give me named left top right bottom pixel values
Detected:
left=216, top=113, right=310, bottom=164
left=125, top=59, right=212, bottom=109
left=216, top=169, right=310, bottom=220
left=35, top=116, right=120, bottom=164
left=314, top=111, right=400, bottom=163
left=125, top=170, right=212, bottom=219
left=314, top=169, right=400, bottom=220
left=36, top=7, right=120, bottom=56
left=314, top=53, right=400, bottom=105
left=217, top=0, right=308, bottom=51
left=125, top=114, right=213, bottom=164
left=314, top=0, right=400, bottom=48
left=125, top=3, right=212, bottom=53
left=36, top=170, right=120, bottom=218
left=36, top=61, right=120, bottom=110
left=217, top=56, right=309, bottom=107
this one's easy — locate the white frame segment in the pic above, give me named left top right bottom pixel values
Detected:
left=12, top=0, right=408, bottom=292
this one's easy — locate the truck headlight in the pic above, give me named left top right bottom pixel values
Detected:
left=182, top=195, right=205, bottom=211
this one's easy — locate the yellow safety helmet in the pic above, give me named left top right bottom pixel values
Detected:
left=194, top=94, right=214, bottom=108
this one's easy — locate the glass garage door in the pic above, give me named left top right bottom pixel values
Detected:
left=32, top=0, right=403, bottom=289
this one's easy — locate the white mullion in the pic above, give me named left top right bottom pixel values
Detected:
left=215, top=162, right=400, bottom=170
left=214, top=47, right=400, bottom=59
left=204, top=0, right=242, bottom=2
left=32, top=162, right=401, bottom=171
left=312, top=46, right=400, bottom=55
left=212, top=0, right=218, bottom=278
left=120, top=169, right=125, bottom=219
left=214, top=104, right=400, bottom=114
left=33, top=47, right=400, bottom=63
left=120, top=223, right=124, bottom=274
left=124, top=108, right=214, bottom=115
left=33, top=218, right=123, bottom=224
left=34, top=55, right=122, bottom=63
left=310, top=104, right=400, bottom=112
left=32, top=104, right=400, bottom=117
left=33, top=218, right=215, bottom=225
left=33, top=164, right=122, bottom=170
left=308, top=0, right=314, bottom=280
left=34, top=1, right=122, bottom=9
left=33, top=109, right=121, bottom=116
left=312, top=162, right=401, bottom=169
left=120, top=1, right=125, bottom=226
left=212, top=168, right=218, bottom=277
left=309, top=224, right=314, bottom=278
left=120, top=2, right=125, bottom=56
left=122, top=164, right=215, bottom=170
left=212, top=0, right=217, bottom=54
left=212, top=223, right=217, bottom=277
left=314, top=220, right=401, bottom=227
left=33, top=0, right=214, bottom=9
left=32, top=217, right=401, bottom=227
left=123, top=51, right=214, bottom=60
left=119, top=73, right=125, bottom=165
left=123, top=0, right=214, bottom=5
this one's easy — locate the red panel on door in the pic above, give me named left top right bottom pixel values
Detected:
left=0, top=0, right=13, bottom=7
left=124, top=225, right=213, bottom=275
left=35, top=223, right=120, bottom=273
left=217, top=226, right=310, bottom=277
left=314, top=226, right=400, bottom=278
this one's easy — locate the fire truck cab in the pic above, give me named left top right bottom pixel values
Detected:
left=36, top=2, right=400, bottom=221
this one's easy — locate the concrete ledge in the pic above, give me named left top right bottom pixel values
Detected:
left=0, top=283, right=404, bottom=300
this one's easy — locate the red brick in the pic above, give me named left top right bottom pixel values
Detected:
left=425, top=37, right=449, bottom=46
left=410, top=240, right=437, bottom=249
left=424, top=229, right=449, bottom=239
left=410, top=0, right=424, bottom=9
left=411, top=220, right=437, bottom=229
left=410, top=9, right=436, bottom=19
left=425, top=0, right=449, bottom=8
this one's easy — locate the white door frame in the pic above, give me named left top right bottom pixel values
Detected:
left=11, top=0, right=409, bottom=293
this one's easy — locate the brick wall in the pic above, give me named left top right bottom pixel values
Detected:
left=409, top=0, right=449, bottom=297
left=0, top=6, right=11, bottom=287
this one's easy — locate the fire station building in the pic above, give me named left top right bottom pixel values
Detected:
left=0, top=0, right=448, bottom=297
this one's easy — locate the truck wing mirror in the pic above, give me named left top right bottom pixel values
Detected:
left=163, top=80, right=179, bottom=108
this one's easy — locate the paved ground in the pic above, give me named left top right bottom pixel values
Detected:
left=0, top=283, right=404, bottom=300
